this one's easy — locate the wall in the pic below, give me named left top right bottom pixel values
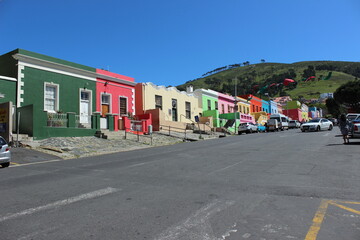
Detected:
left=140, top=83, right=202, bottom=124
left=0, top=78, right=17, bottom=104
left=218, top=93, right=235, bottom=114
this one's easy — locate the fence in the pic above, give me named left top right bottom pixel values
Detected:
left=124, top=127, right=153, bottom=145
left=160, top=124, right=194, bottom=140
left=47, top=112, right=68, bottom=128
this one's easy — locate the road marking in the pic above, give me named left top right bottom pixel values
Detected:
left=0, top=187, right=119, bottom=222
left=305, top=199, right=360, bottom=240
left=323, top=133, right=330, bottom=137
left=208, top=161, right=245, bottom=175
left=329, top=201, right=360, bottom=215
left=10, top=159, right=64, bottom=167
left=10, top=162, right=20, bottom=165
left=154, top=199, right=235, bottom=240
left=305, top=199, right=329, bottom=240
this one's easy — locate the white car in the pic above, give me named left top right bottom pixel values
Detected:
left=289, top=120, right=301, bottom=129
left=351, top=121, right=360, bottom=138
left=238, top=122, right=258, bottom=134
left=0, top=136, right=11, bottom=168
left=301, top=118, right=333, bottom=132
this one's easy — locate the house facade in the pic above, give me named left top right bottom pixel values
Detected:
left=135, top=83, right=202, bottom=131
left=193, top=88, right=220, bottom=127
left=96, top=69, right=136, bottom=131
left=0, top=49, right=105, bottom=140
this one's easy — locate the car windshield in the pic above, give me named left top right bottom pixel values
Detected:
left=347, top=115, right=358, bottom=120
left=0, top=137, right=7, bottom=146
left=309, top=119, right=320, bottom=123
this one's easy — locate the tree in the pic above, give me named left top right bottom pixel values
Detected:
left=302, top=65, right=316, bottom=79
left=334, top=80, right=360, bottom=112
left=261, top=59, right=265, bottom=63
left=325, top=98, right=343, bottom=118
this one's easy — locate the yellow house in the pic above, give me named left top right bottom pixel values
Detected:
left=236, top=97, right=250, bottom=114
left=135, top=82, right=202, bottom=130
left=251, top=111, right=269, bottom=125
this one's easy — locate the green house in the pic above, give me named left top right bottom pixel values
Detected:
left=193, top=88, right=221, bottom=127
left=0, top=49, right=102, bottom=140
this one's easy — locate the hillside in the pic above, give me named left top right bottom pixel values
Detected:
left=177, top=61, right=360, bottom=100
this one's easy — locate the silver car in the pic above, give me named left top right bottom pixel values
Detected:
left=0, top=136, right=11, bottom=168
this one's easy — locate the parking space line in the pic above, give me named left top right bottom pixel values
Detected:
left=305, top=199, right=360, bottom=240
left=330, top=201, right=360, bottom=215
left=305, top=199, right=329, bottom=240
left=10, top=159, right=63, bottom=167
left=10, top=162, right=20, bottom=165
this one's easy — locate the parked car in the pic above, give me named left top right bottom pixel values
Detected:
left=267, top=119, right=279, bottom=131
left=327, top=118, right=338, bottom=126
left=238, top=122, right=258, bottom=134
left=351, top=121, right=360, bottom=138
left=301, top=118, right=333, bottom=132
left=257, top=124, right=266, bottom=132
left=346, top=113, right=360, bottom=122
left=269, top=114, right=289, bottom=130
left=289, top=120, right=301, bottom=129
left=0, top=136, right=11, bottom=168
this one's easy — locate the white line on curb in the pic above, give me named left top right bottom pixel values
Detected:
left=0, top=187, right=119, bottom=222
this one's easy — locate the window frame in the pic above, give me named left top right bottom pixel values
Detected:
left=155, top=95, right=163, bottom=110
left=119, top=96, right=128, bottom=116
left=185, top=101, right=191, bottom=119
left=43, top=82, right=59, bottom=113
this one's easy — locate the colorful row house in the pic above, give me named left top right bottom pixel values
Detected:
left=135, top=83, right=202, bottom=131
left=282, top=100, right=310, bottom=122
left=0, top=49, right=137, bottom=140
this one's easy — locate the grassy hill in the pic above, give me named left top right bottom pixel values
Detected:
left=177, top=61, right=360, bottom=100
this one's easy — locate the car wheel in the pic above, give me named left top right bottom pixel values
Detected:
left=1, top=162, right=10, bottom=168
left=316, top=126, right=320, bottom=131
left=238, top=132, right=242, bottom=135
left=328, top=125, right=333, bottom=131
left=249, top=129, right=253, bottom=134
left=301, top=129, right=305, bottom=132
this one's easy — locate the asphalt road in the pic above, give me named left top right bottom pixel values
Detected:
left=1, top=129, right=360, bottom=240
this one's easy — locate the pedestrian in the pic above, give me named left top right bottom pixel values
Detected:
left=338, top=114, right=350, bottom=144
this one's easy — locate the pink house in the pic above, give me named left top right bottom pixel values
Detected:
left=218, top=93, right=235, bottom=114
left=96, top=69, right=136, bottom=131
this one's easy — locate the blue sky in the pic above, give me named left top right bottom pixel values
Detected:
left=1, top=0, right=359, bottom=87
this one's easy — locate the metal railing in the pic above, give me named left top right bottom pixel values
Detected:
left=124, top=127, right=153, bottom=145
left=47, top=112, right=68, bottom=128
left=159, top=124, right=194, bottom=140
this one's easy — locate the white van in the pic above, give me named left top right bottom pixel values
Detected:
left=269, top=114, right=289, bottom=130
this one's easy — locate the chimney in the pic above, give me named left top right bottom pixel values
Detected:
left=186, top=85, right=193, bottom=93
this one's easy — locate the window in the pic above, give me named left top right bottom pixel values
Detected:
left=185, top=102, right=191, bottom=119
left=172, top=99, right=177, bottom=121
left=215, top=101, right=218, bottom=110
left=119, top=97, right=127, bottom=115
left=207, top=100, right=211, bottom=110
left=222, top=104, right=225, bottom=114
left=44, top=83, right=58, bottom=112
left=228, top=105, right=231, bottom=113
left=155, top=95, right=162, bottom=110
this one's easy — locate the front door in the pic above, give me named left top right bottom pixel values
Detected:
left=80, top=91, right=90, bottom=124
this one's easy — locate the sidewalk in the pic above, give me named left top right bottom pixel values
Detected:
left=13, top=130, right=223, bottom=162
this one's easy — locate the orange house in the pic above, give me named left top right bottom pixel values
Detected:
left=240, top=94, right=263, bottom=113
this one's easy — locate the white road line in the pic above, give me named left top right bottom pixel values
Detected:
left=323, top=133, right=330, bottom=136
left=154, top=199, right=235, bottom=240
left=0, top=187, right=119, bottom=222
left=208, top=161, right=245, bottom=175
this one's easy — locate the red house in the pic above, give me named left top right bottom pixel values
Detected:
left=96, top=69, right=136, bottom=131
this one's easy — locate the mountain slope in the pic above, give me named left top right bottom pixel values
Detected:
left=177, top=61, right=359, bottom=100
